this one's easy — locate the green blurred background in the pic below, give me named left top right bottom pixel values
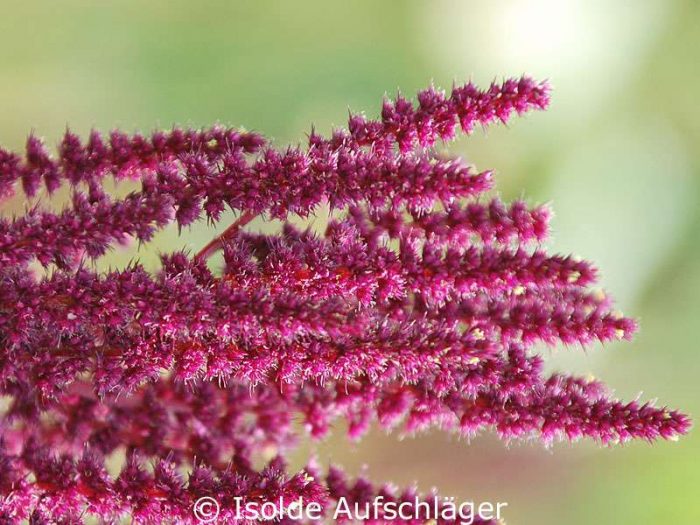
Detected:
left=1, top=1, right=698, bottom=523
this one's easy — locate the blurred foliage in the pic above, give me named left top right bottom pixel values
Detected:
left=1, top=1, right=698, bottom=523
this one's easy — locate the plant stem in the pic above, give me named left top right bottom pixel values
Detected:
left=195, top=211, right=256, bottom=261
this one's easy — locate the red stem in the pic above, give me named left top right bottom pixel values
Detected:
left=195, top=211, right=256, bottom=261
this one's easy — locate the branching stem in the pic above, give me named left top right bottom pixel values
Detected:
left=195, top=211, right=256, bottom=261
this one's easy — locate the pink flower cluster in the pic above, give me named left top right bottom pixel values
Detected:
left=0, top=77, right=689, bottom=523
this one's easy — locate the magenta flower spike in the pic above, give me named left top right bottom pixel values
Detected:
left=0, top=77, right=689, bottom=523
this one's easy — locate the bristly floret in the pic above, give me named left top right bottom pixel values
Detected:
left=0, top=76, right=689, bottom=523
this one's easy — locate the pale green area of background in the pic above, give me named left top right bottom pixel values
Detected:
left=1, top=1, right=699, bottom=523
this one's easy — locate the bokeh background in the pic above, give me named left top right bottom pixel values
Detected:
left=1, top=1, right=698, bottom=523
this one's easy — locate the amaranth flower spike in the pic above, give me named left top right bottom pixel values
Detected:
left=0, top=76, right=690, bottom=523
